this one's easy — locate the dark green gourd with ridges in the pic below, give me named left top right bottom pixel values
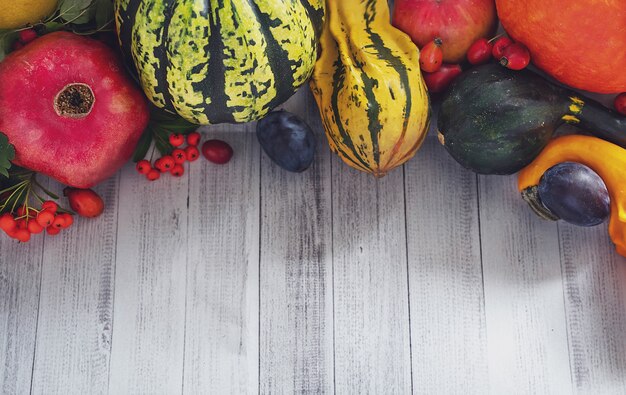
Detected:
left=115, top=0, right=324, bottom=125
left=438, top=64, right=626, bottom=175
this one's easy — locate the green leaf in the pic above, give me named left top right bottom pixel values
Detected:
left=132, top=128, right=153, bottom=162
left=0, top=132, right=15, bottom=178
left=58, top=0, right=97, bottom=25
left=94, top=0, right=114, bottom=31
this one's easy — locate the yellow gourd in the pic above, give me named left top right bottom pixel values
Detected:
left=518, top=135, right=626, bottom=257
left=0, top=0, right=58, bottom=29
left=309, top=0, right=430, bottom=177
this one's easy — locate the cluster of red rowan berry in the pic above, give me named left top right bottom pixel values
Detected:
left=135, top=132, right=201, bottom=181
left=0, top=201, right=72, bottom=242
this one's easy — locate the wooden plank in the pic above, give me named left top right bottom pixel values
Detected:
left=30, top=175, right=120, bottom=394
left=558, top=222, right=626, bottom=394
left=404, top=138, right=488, bottom=393
left=331, top=157, right=412, bottom=394
left=183, top=126, right=260, bottom=394
left=478, top=174, right=573, bottom=394
left=0, top=229, right=44, bottom=394
left=108, top=163, right=188, bottom=394
left=259, top=88, right=334, bottom=394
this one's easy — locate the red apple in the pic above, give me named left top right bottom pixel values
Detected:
left=392, top=0, right=497, bottom=63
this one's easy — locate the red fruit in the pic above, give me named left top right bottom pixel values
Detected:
left=136, top=160, right=151, bottom=175
left=159, top=155, right=175, bottom=172
left=467, top=38, right=493, bottom=65
left=392, top=0, right=497, bottom=63
left=169, top=133, right=185, bottom=147
left=58, top=213, right=74, bottom=228
left=492, top=36, right=513, bottom=59
left=186, top=132, right=201, bottom=146
left=614, top=93, right=626, bottom=116
left=51, top=215, right=66, bottom=229
left=202, top=140, right=233, bottom=164
left=146, top=169, right=161, bottom=181
left=16, top=206, right=27, bottom=218
left=46, top=226, right=61, bottom=236
left=27, top=220, right=44, bottom=234
left=419, top=38, right=443, bottom=73
left=172, top=149, right=187, bottom=164
left=0, top=213, right=17, bottom=233
left=422, top=63, right=463, bottom=94
left=500, top=42, right=531, bottom=70
left=41, top=200, right=58, bottom=214
left=185, top=146, right=200, bottom=162
left=63, top=188, right=105, bottom=218
left=18, top=29, right=38, bottom=44
left=37, top=210, right=55, bottom=228
left=170, top=164, right=185, bottom=177
left=0, top=32, right=149, bottom=189
left=14, top=228, right=31, bottom=242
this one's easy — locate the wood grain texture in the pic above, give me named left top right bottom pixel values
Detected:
left=331, top=157, right=412, bottom=394
left=0, top=226, right=44, bottom=395
left=183, top=125, right=260, bottom=394
left=30, top=176, right=119, bottom=395
left=404, top=138, right=488, bottom=393
left=558, top=222, right=626, bottom=395
left=260, top=88, right=334, bottom=394
left=108, top=164, right=188, bottom=394
left=478, top=175, right=573, bottom=394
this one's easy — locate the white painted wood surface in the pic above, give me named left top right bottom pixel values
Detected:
left=1, top=87, right=626, bottom=395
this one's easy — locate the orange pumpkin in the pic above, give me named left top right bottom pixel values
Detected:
left=496, top=0, right=626, bottom=94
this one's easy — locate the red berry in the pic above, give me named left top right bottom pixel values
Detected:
left=169, top=133, right=185, bottom=147
left=172, top=149, right=187, bottom=164
left=186, top=131, right=201, bottom=146
left=419, top=38, right=443, bottom=73
left=27, top=220, right=44, bottom=234
left=16, top=205, right=27, bottom=218
left=63, top=188, right=105, bottom=218
left=0, top=213, right=17, bottom=233
left=422, top=63, right=463, bottom=94
left=41, top=200, right=58, bottom=214
left=58, top=213, right=74, bottom=228
left=170, top=164, right=185, bottom=177
left=492, top=36, right=513, bottom=59
left=14, top=228, right=31, bottom=242
left=37, top=210, right=55, bottom=228
left=500, top=42, right=531, bottom=70
left=136, top=160, right=151, bottom=175
left=202, top=140, right=233, bottom=164
left=159, top=155, right=176, bottom=172
left=46, top=226, right=61, bottom=236
left=467, top=38, right=493, bottom=65
left=52, top=215, right=66, bottom=229
left=614, top=93, right=626, bottom=116
left=146, top=169, right=161, bottom=181
left=185, top=146, right=200, bottom=162
left=18, top=29, right=38, bottom=44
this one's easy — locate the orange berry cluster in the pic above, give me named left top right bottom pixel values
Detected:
left=136, top=132, right=201, bottom=181
left=0, top=201, right=73, bottom=242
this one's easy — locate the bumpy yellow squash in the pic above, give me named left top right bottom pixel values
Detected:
left=310, top=0, right=430, bottom=176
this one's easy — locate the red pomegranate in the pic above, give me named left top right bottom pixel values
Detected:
left=496, top=0, right=626, bottom=94
left=0, top=31, right=149, bottom=188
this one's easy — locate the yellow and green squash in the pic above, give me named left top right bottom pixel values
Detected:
left=310, top=0, right=430, bottom=176
left=115, top=0, right=325, bottom=125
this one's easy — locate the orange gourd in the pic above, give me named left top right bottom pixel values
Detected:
left=496, top=0, right=626, bottom=94
left=518, top=135, right=626, bottom=257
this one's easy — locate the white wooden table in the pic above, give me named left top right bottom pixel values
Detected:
left=1, top=87, right=625, bottom=394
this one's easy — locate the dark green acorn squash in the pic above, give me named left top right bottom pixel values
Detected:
left=115, top=0, right=325, bottom=125
left=437, top=64, right=626, bottom=175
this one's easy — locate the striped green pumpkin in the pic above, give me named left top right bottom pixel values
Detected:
left=309, top=0, right=430, bottom=177
left=115, top=0, right=325, bottom=125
